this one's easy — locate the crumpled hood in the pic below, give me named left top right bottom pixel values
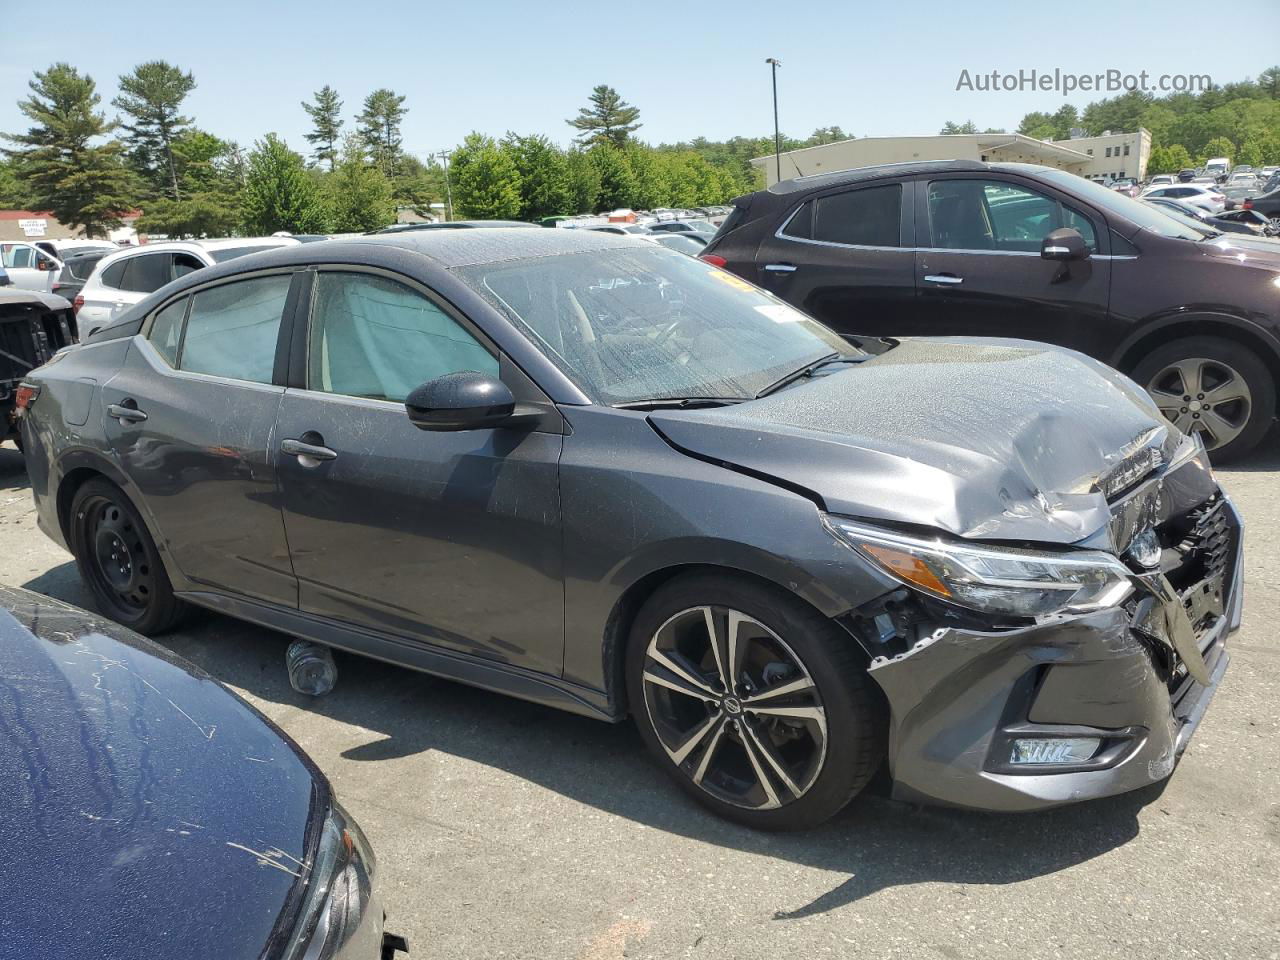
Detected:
left=1196, top=233, right=1280, bottom=267
left=649, top=338, right=1174, bottom=545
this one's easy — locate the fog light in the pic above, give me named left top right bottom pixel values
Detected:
left=1010, top=737, right=1100, bottom=765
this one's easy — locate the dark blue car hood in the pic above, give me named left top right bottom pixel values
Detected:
left=649, top=338, right=1175, bottom=546
left=0, top=586, right=322, bottom=960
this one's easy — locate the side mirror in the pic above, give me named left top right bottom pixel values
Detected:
left=1041, top=227, right=1089, bottom=262
left=37, top=257, right=55, bottom=272
left=405, top=370, right=517, bottom=432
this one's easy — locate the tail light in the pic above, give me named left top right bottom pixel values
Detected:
left=73, top=294, right=84, bottom=314
left=699, top=254, right=728, bottom=268
left=14, top=384, right=39, bottom=415
left=1243, top=200, right=1253, bottom=210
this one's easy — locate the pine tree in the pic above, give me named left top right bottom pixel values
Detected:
left=567, top=85, right=641, bottom=148
left=326, top=135, right=395, bottom=232
left=112, top=60, right=196, bottom=200
left=357, top=89, right=408, bottom=180
left=241, top=134, right=329, bottom=234
left=134, top=130, right=243, bottom=237
left=449, top=133, right=521, bottom=220
left=302, top=85, right=344, bottom=171
left=502, top=133, right=572, bottom=221
left=587, top=144, right=635, bottom=210
left=4, top=64, right=134, bottom=238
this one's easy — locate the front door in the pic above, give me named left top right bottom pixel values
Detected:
left=274, top=269, right=566, bottom=677
left=101, top=272, right=299, bottom=607
left=910, top=175, right=1112, bottom=355
left=1, top=242, right=58, bottom=293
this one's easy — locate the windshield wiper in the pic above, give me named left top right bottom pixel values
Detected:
left=613, top=397, right=746, bottom=411
left=754, top=353, right=858, bottom=399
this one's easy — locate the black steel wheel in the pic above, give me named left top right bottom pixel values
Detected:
left=627, top=573, right=884, bottom=830
left=69, top=478, right=184, bottom=633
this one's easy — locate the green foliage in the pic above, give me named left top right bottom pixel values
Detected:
left=394, top=153, right=445, bottom=216
left=567, top=85, right=642, bottom=147
left=134, top=129, right=243, bottom=237
left=241, top=134, right=329, bottom=234
left=4, top=63, right=134, bottom=237
left=565, top=148, right=600, bottom=214
left=357, top=89, right=408, bottom=180
left=112, top=60, right=196, bottom=200
left=1200, top=136, right=1236, bottom=163
left=1147, top=144, right=1193, bottom=174
left=302, top=85, right=344, bottom=170
left=1260, top=67, right=1280, bottom=99
left=502, top=133, right=573, bottom=221
left=587, top=144, right=636, bottom=210
left=326, top=135, right=395, bottom=232
left=0, top=158, right=30, bottom=207
left=939, top=120, right=979, bottom=135
left=449, top=133, right=522, bottom=220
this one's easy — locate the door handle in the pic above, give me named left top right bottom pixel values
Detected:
left=107, top=402, right=148, bottom=423
left=924, top=274, right=963, bottom=285
left=281, top=437, right=338, bottom=463
left=763, top=263, right=797, bottom=272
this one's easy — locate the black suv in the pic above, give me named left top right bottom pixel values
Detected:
left=702, top=160, right=1280, bottom=461
left=1, top=289, right=76, bottom=448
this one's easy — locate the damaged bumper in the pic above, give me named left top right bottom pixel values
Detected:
left=867, top=496, right=1242, bottom=812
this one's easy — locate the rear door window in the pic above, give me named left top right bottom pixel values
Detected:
left=147, top=297, right=187, bottom=367
left=100, top=260, right=127, bottom=289
left=811, top=184, right=902, bottom=247
left=120, top=253, right=174, bottom=293
left=179, top=275, right=292, bottom=383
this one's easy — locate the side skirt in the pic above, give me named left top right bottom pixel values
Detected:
left=177, top=590, right=620, bottom=723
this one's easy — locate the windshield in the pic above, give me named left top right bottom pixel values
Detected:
left=455, top=247, right=858, bottom=405
left=1037, top=169, right=1207, bottom=241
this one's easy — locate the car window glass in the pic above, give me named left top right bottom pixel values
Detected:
left=179, top=275, right=291, bottom=383
left=121, top=253, right=174, bottom=293
left=3, top=245, right=35, bottom=269
left=811, top=184, right=901, bottom=246
left=928, top=180, right=1096, bottom=252
left=147, top=297, right=186, bottom=367
left=100, top=260, right=126, bottom=289
left=308, top=272, right=497, bottom=402
left=173, top=253, right=203, bottom=278
left=780, top=201, right=813, bottom=240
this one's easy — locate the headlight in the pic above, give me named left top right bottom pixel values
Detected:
left=281, top=801, right=376, bottom=960
left=824, top=516, right=1134, bottom=619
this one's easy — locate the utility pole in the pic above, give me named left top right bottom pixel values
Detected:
left=766, top=58, right=782, bottom=184
left=435, top=149, right=454, bottom=222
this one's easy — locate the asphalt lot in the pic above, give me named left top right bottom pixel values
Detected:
left=2, top=437, right=1278, bottom=960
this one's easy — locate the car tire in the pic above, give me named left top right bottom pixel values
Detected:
left=626, top=572, right=884, bottom=830
left=68, top=477, right=185, bottom=634
left=1131, top=336, right=1276, bottom=464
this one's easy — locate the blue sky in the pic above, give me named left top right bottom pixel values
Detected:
left=1, top=0, right=1277, bottom=162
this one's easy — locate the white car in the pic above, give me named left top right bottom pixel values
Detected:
left=0, top=241, right=63, bottom=294
left=1139, top=183, right=1226, bottom=214
left=1147, top=174, right=1175, bottom=187
left=76, top=237, right=300, bottom=339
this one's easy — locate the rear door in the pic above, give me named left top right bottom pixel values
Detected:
left=911, top=174, right=1112, bottom=354
left=101, top=270, right=301, bottom=607
left=752, top=180, right=917, bottom=337
left=274, top=267, right=566, bottom=676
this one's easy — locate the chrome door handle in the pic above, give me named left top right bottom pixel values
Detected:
left=763, top=263, right=797, bottom=272
left=281, top=438, right=337, bottom=462
left=924, top=274, right=963, bottom=285
left=107, top=403, right=148, bottom=423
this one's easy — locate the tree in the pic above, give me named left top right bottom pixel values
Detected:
left=241, top=134, right=329, bottom=234
left=567, top=85, right=641, bottom=147
left=449, top=133, right=522, bottom=220
left=1148, top=143, right=1192, bottom=174
left=0, top=158, right=29, bottom=207
left=502, top=133, right=572, bottom=221
left=1200, top=136, right=1236, bottom=163
left=939, top=120, right=978, bottom=135
left=588, top=144, right=636, bottom=210
left=302, top=85, right=344, bottom=171
left=326, top=135, right=395, bottom=232
left=4, top=64, right=134, bottom=237
left=1259, top=66, right=1280, bottom=99
left=113, top=60, right=196, bottom=200
left=134, top=130, right=242, bottom=237
left=565, top=148, right=600, bottom=214
left=357, top=89, right=408, bottom=180
left=1050, top=103, right=1080, bottom=139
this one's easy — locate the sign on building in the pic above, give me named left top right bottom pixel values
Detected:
left=18, top=218, right=47, bottom=238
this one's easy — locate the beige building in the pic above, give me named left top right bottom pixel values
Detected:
left=0, top=209, right=141, bottom=244
left=751, top=130, right=1150, bottom=187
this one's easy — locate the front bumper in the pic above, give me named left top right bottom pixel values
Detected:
left=868, top=497, right=1242, bottom=812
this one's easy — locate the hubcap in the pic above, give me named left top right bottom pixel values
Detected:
left=1146, top=357, right=1252, bottom=451
left=641, top=606, right=827, bottom=811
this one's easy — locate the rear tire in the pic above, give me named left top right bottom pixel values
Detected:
left=626, top=572, right=884, bottom=830
left=68, top=478, right=185, bottom=634
left=1132, top=336, right=1275, bottom=463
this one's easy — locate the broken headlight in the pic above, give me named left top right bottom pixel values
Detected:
left=280, top=801, right=376, bottom=960
left=825, top=516, right=1134, bottom=619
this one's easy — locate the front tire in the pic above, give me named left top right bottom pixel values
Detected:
left=626, top=573, right=884, bottom=830
left=68, top=478, right=185, bottom=634
left=1132, top=336, right=1275, bottom=463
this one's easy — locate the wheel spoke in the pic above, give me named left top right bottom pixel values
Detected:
left=743, top=675, right=815, bottom=704
left=664, top=712, right=721, bottom=765
left=1200, top=408, right=1244, bottom=447
left=738, top=723, right=782, bottom=809
left=1203, top=377, right=1249, bottom=406
left=1170, top=359, right=1203, bottom=397
left=691, top=718, right=727, bottom=786
left=749, top=704, right=828, bottom=739
left=702, top=607, right=729, bottom=690
left=643, top=666, right=714, bottom=703
left=703, top=607, right=749, bottom=692
left=647, top=646, right=718, bottom=699
left=740, top=718, right=803, bottom=798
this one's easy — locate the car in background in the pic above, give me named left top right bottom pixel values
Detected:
left=1177, top=168, right=1198, bottom=182
left=1141, top=183, right=1226, bottom=213
left=2, top=288, right=75, bottom=448
left=703, top=159, right=1280, bottom=460
left=20, top=228, right=1242, bottom=827
left=76, top=237, right=301, bottom=339
left=648, top=220, right=719, bottom=238
left=586, top=224, right=650, bottom=235
left=1111, top=177, right=1140, bottom=198
left=33, top=238, right=117, bottom=261
left=0, top=263, right=9, bottom=287
left=1240, top=189, right=1280, bottom=231
left=370, top=220, right=537, bottom=234
left=0, top=584, right=401, bottom=960
left=50, top=248, right=112, bottom=310
left=1142, top=196, right=1270, bottom=237
left=1147, top=174, right=1175, bottom=188
left=1, top=240, right=63, bottom=293
left=1262, top=172, right=1280, bottom=195
left=1221, top=185, right=1257, bottom=210
left=640, top=232, right=708, bottom=255
left=1205, top=158, right=1231, bottom=181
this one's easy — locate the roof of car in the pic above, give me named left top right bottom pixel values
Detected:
left=353, top=225, right=638, bottom=267
left=371, top=220, right=537, bottom=234
left=0, top=287, right=71, bottom=310
left=766, top=159, right=989, bottom=195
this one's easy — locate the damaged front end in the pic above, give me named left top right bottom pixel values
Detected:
left=831, top=437, right=1242, bottom=812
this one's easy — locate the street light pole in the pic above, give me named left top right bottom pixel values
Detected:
left=766, top=58, right=782, bottom=184
left=435, top=149, right=454, bottom=222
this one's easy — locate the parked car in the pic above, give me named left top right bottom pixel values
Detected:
left=370, top=220, right=538, bottom=235
left=50, top=248, right=111, bottom=309
left=1204, top=158, right=1231, bottom=181
left=33, top=238, right=118, bottom=260
left=1, top=288, right=75, bottom=448
left=1147, top=175, right=1175, bottom=187
left=1240, top=188, right=1280, bottom=232
left=1110, top=177, right=1139, bottom=198
left=0, top=584, right=402, bottom=959
left=640, top=232, right=708, bottom=254
left=0, top=240, right=63, bottom=293
left=1143, top=184, right=1227, bottom=213
left=1177, top=168, right=1198, bottom=182
left=20, top=229, right=1242, bottom=828
left=702, top=159, right=1280, bottom=460
left=1221, top=185, right=1257, bottom=210
left=586, top=224, right=650, bottom=235
left=1213, top=207, right=1280, bottom=237
left=1142, top=197, right=1268, bottom=236
left=76, top=237, right=301, bottom=339
left=0, top=262, right=9, bottom=286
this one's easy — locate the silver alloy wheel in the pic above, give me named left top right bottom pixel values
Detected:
left=1146, top=356, right=1252, bottom=451
left=641, top=605, right=827, bottom=810
left=1269, top=216, right=1280, bottom=232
